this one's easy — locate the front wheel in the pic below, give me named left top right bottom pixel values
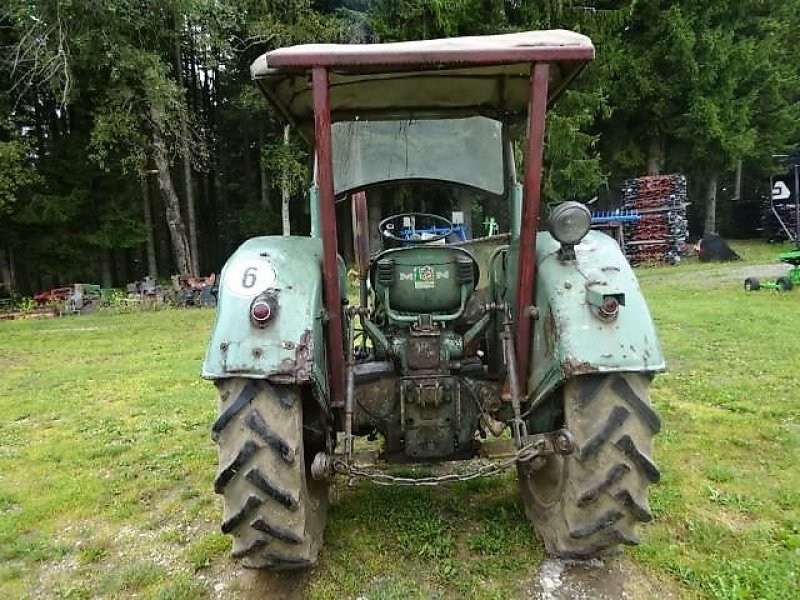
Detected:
left=211, top=379, right=329, bottom=570
left=518, top=373, right=661, bottom=558
left=776, top=276, right=793, bottom=292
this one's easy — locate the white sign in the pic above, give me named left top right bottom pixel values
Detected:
left=224, top=256, right=277, bottom=297
left=772, top=180, right=791, bottom=200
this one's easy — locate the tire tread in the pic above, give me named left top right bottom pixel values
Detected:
left=214, top=440, right=261, bottom=494
left=212, top=380, right=260, bottom=441
left=519, top=373, right=660, bottom=558
left=213, top=379, right=328, bottom=570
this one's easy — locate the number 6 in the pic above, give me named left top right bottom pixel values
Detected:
left=242, top=266, right=258, bottom=288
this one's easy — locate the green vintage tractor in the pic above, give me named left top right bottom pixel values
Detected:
left=203, top=30, right=665, bottom=569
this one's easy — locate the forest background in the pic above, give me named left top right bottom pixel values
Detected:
left=1, top=0, right=798, bottom=294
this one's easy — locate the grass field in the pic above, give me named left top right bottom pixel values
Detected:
left=0, top=240, right=798, bottom=599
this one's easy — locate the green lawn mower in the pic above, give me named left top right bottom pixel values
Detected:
left=744, top=250, right=800, bottom=292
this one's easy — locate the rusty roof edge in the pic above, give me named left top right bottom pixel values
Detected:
left=251, top=30, right=594, bottom=78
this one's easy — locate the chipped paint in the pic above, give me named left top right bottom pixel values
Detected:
left=268, top=330, right=315, bottom=383
left=561, top=356, right=599, bottom=376
left=528, top=230, right=664, bottom=404
left=202, top=236, right=327, bottom=386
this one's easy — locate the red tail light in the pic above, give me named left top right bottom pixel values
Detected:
left=250, top=295, right=277, bottom=327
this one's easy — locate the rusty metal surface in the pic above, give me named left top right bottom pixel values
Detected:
left=352, top=375, right=398, bottom=427
left=561, top=356, right=600, bottom=377
left=312, top=67, right=346, bottom=408
left=406, top=334, right=441, bottom=370
left=352, top=191, right=370, bottom=281
left=327, top=428, right=576, bottom=486
left=514, top=62, right=550, bottom=395
left=268, top=329, right=315, bottom=383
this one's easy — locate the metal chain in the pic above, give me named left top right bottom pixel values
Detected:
left=332, top=439, right=546, bottom=487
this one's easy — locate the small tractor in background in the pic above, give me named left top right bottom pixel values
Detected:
left=747, top=155, right=800, bottom=291
left=744, top=250, right=800, bottom=292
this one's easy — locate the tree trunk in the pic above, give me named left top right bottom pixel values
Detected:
left=101, top=248, right=113, bottom=288
left=282, top=124, right=291, bottom=235
left=115, top=248, right=129, bottom=287
left=183, top=149, right=198, bottom=275
left=139, top=171, right=158, bottom=278
left=0, top=246, right=14, bottom=292
left=213, top=168, right=225, bottom=244
left=704, top=174, right=718, bottom=236
left=151, top=106, right=192, bottom=276
left=646, top=135, right=662, bottom=175
left=174, top=20, right=199, bottom=276
left=732, top=160, right=742, bottom=203
left=259, top=122, right=270, bottom=208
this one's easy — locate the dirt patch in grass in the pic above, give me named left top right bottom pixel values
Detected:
left=518, top=557, right=686, bottom=600
left=230, top=569, right=310, bottom=599
left=197, top=555, right=683, bottom=600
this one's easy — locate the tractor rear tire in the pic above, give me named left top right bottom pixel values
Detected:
left=517, top=373, right=660, bottom=558
left=211, top=379, right=329, bottom=570
left=744, top=277, right=760, bottom=291
left=777, top=276, right=793, bottom=292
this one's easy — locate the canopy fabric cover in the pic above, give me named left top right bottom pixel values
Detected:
left=251, top=30, right=594, bottom=130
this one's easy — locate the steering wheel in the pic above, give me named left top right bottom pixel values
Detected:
left=378, top=212, right=455, bottom=244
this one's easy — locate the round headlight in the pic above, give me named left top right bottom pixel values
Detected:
left=548, top=202, right=592, bottom=245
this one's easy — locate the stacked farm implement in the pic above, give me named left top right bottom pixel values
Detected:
left=620, top=174, right=689, bottom=265
left=761, top=200, right=797, bottom=243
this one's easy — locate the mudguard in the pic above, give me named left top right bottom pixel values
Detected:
left=202, top=236, right=329, bottom=392
left=528, top=231, right=665, bottom=405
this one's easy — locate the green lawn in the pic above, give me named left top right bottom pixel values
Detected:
left=0, top=242, right=798, bottom=599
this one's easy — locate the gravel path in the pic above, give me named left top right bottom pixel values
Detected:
left=636, top=261, right=790, bottom=288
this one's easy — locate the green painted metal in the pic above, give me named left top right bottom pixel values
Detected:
left=383, top=286, right=469, bottom=323
left=387, top=330, right=465, bottom=372
left=528, top=230, right=665, bottom=406
left=373, top=246, right=477, bottom=324
left=202, top=236, right=327, bottom=388
left=452, top=234, right=510, bottom=291
left=309, top=185, right=321, bottom=239
left=510, top=182, right=523, bottom=240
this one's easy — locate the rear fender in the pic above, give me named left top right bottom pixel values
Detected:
left=529, top=231, right=665, bottom=405
left=202, top=236, right=328, bottom=393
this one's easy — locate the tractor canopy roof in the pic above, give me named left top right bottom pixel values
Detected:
left=251, top=30, right=594, bottom=133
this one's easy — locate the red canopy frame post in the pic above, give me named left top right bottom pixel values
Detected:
left=312, top=67, right=346, bottom=408
left=514, top=62, right=550, bottom=394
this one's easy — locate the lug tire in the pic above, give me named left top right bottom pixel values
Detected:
left=212, top=379, right=329, bottom=570
left=744, top=277, right=760, bottom=291
left=518, top=373, right=660, bottom=558
left=776, top=276, right=793, bottom=292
